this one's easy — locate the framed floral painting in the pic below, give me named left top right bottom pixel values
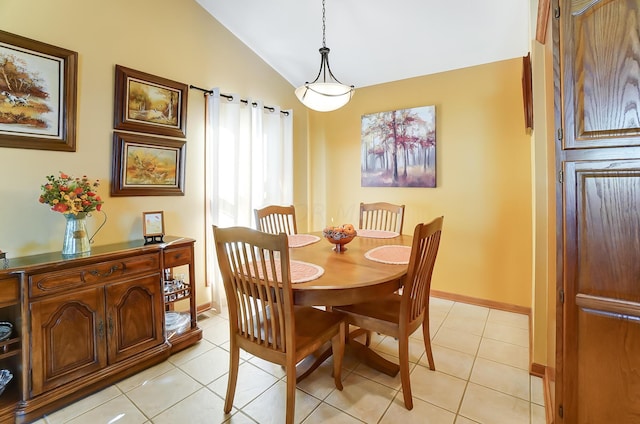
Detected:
left=114, top=65, right=188, bottom=138
left=0, top=30, right=77, bottom=151
left=111, top=132, right=186, bottom=196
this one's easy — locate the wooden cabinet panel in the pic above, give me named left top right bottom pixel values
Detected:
left=570, top=160, right=640, bottom=303
left=577, top=311, right=640, bottom=423
left=106, top=274, right=164, bottom=363
left=29, top=287, right=106, bottom=396
left=562, top=159, right=640, bottom=421
left=561, top=0, right=640, bottom=149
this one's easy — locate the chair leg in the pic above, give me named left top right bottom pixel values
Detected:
left=398, top=336, right=413, bottom=410
left=224, top=340, right=240, bottom=413
left=422, top=318, right=436, bottom=371
left=331, top=322, right=345, bottom=391
left=285, top=362, right=297, bottom=424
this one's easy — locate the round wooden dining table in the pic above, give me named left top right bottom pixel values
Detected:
left=289, top=232, right=413, bottom=306
left=287, top=231, right=413, bottom=380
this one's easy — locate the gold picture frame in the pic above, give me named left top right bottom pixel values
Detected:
left=0, top=30, right=78, bottom=151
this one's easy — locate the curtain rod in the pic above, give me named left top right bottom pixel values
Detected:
left=189, top=85, right=289, bottom=116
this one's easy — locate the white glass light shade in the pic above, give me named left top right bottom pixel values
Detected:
left=295, top=82, right=354, bottom=112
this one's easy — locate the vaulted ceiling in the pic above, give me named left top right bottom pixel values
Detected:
left=196, top=0, right=531, bottom=89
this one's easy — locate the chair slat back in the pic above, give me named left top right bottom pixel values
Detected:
left=254, top=205, right=298, bottom=235
left=213, top=225, right=294, bottom=353
left=359, top=202, right=405, bottom=234
left=401, top=217, right=443, bottom=326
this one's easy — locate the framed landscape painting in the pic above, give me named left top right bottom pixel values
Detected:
left=111, top=132, right=186, bottom=196
left=0, top=30, right=77, bottom=151
left=361, top=105, right=436, bottom=188
left=114, top=65, right=188, bottom=138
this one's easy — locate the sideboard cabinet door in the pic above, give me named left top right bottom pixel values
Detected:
left=29, top=287, right=106, bottom=396
left=106, top=274, right=164, bottom=363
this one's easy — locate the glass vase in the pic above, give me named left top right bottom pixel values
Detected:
left=62, top=212, right=91, bottom=257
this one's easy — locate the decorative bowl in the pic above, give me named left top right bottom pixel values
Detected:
left=323, top=224, right=357, bottom=252
left=0, top=369, right=13, bottom=397
left=0, top=322, right=12, bottom=342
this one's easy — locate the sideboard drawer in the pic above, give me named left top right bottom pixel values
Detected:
left=0, top=275, right=19, bottom=305
left=163, top=246, right=192, bottom=268
left=29, top=253, right=160, bottom=298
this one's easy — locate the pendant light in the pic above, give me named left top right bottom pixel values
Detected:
left=295, top=0, right=355, bottom=112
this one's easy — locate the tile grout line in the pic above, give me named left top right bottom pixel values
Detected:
left=452, top=301, right=490, bottom=423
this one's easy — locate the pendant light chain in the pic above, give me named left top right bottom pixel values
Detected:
left=321, top=0, right=326, bottom=48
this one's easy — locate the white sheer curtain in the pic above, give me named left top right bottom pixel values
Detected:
left=204, top=88, right=293, bottom=311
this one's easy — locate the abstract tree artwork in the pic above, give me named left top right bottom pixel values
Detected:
left=361, top=105, right=436, bottom=188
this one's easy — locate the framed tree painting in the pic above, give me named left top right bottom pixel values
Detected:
left=361, top=105, right=436, bottom=188
left=0, top=30, right=78, bottom=151
left=114, top=65, right=188, bottom=138
left=111, top=132, right=186, bottom=196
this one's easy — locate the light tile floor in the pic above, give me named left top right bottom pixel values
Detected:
left=33, top=297, right=546, bottom=423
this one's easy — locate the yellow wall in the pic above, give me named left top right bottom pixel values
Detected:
left=528, top=1, right=557, bottom=372
left=0, top=0, right=309, bottom=308
left=307, top=59, right=533, bottom=308
left=1, top=0, right=543, bottom=350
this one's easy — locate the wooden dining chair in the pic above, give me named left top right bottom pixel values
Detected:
left=213, top=225, right=345, bottom=424
left=254, top=204, right=298, bottom=235
left=359, top=202, right=405, bottom=234
left=333, top=216, right=444, bottom=410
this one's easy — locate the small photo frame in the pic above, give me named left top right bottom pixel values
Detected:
left=143, top=211, right=164, bottom=244
left=0, top=30, right=78, bottom=151
left=114, top=65, right=188, bottom=138
left=111, top=132, right=186, bottom=196
left=143, top=211, right=165, bottom=236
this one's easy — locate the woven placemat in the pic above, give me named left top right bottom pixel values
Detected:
left=364, top=245, right=411, bottom=264
left=247, top=259, right=325, bottom=283
left=287, top=234, right=321, bottom=248
left=357, top=229, right=400, bottom=239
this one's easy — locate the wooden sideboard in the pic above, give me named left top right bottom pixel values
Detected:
left=0, top=236, right=202, bottom=423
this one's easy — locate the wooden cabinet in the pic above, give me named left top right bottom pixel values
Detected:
left=553, top=0, right=640, bottom=422
left=0, top=236, right=200, bottom=423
